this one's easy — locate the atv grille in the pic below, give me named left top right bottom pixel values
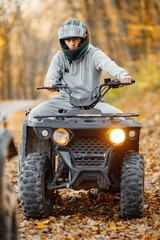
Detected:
left=69, top=137, right=109, bottom=167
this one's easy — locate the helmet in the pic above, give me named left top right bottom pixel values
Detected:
left=58, top=19, right=89, bottom=61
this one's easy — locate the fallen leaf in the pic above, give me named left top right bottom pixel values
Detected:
left=108, top=221, right=117, bottom=230
left=36, top=222, right=48, bottom=229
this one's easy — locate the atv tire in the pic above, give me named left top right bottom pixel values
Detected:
left=120, top=152, right=144, bottom=218
left=19, top=152, right=54, bottom=219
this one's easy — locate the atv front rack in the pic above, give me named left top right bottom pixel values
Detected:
left=34, top=112, right=139, bottom=119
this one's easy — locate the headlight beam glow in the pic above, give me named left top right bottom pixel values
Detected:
left=109, top=128, right=125, bottom=145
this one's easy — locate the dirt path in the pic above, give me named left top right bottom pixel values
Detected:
left=0, top=100, right=40, bottom=118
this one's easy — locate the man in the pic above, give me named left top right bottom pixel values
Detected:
left=29, top=18, right=132, bottom=119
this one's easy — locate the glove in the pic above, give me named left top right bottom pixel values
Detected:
left=120, top=75, right=132, bottom=83
left=44, top=80, right=55, bottom=88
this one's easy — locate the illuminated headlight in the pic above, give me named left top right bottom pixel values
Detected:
left=53, top=128, right=70, bottom=145
left=109, top=128, right=125, bottom=145
left=41, top=129, right=49, bottom=138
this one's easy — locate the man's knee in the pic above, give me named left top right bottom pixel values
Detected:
left=28, top=108, right=36, bottom=120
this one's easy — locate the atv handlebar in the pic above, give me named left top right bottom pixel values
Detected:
left=37, top=78, right=135, bottom=109
left=37, top=83, right=68, bottom=91
left=37, top=79, right=135, bottom=91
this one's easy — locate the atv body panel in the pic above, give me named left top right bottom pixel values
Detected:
left=21, top=112, right=142, bottom=191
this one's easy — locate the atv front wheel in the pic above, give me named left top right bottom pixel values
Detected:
left=120, top=152, right=144, bottom=218
left=19, top=152, right=54, bottom=219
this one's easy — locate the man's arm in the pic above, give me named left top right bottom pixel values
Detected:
left=44, top=52, right=63, bottom=87
left=92, top=48, right=132, bottom=82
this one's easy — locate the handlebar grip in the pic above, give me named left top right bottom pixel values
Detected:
left=37, top=86, right=52, bottom=90
left=37, top=86, right=57, bottom=91
left=37, top=83, right=67, bottom=91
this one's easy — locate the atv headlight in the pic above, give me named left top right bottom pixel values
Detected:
left=53, top=128, right=70, bottom=145
left=109, top=128, right=125, bottom=145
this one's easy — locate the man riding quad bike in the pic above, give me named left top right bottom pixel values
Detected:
left=18, top=79, right=144, bottom=220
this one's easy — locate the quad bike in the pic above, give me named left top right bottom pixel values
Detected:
left=0, top=116, right=18, bottom=240
left=18, top=78, right=144, bottom=219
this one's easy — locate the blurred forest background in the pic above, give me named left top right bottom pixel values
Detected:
left=0, top=0, right=160, bottom=100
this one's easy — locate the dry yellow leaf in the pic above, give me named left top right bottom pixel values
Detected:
left=36, top=222, right=48, bottom=229
left=117, top=225, right=127, bottom=230
left=52, top=225, right=57, bottom=231
left=108, top=221, right=117, bottom=230
left=144, top=235, right=156, bottom=240
left=40, top=237, right=47, bottom=240
left=42, top=219, right=50, bottom=224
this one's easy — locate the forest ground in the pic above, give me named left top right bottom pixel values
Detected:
left=3, top=89, right=160, bottom=240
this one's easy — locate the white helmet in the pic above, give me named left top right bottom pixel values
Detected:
left=58, top=19, right=89, bottom=61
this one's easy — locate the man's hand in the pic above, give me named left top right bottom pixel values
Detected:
left=120, top=75, right=132, bottom=83
left=44, top=80, right=55, bottom=88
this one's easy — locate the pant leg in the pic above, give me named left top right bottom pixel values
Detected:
left=94, top=102, right=122, bottom=113
left=29, top=95, right=72, bottom=119
left=29, top=94, right=122, bottom=119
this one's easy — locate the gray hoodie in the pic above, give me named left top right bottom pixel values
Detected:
left=45, top=44, right=128, bottom=99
